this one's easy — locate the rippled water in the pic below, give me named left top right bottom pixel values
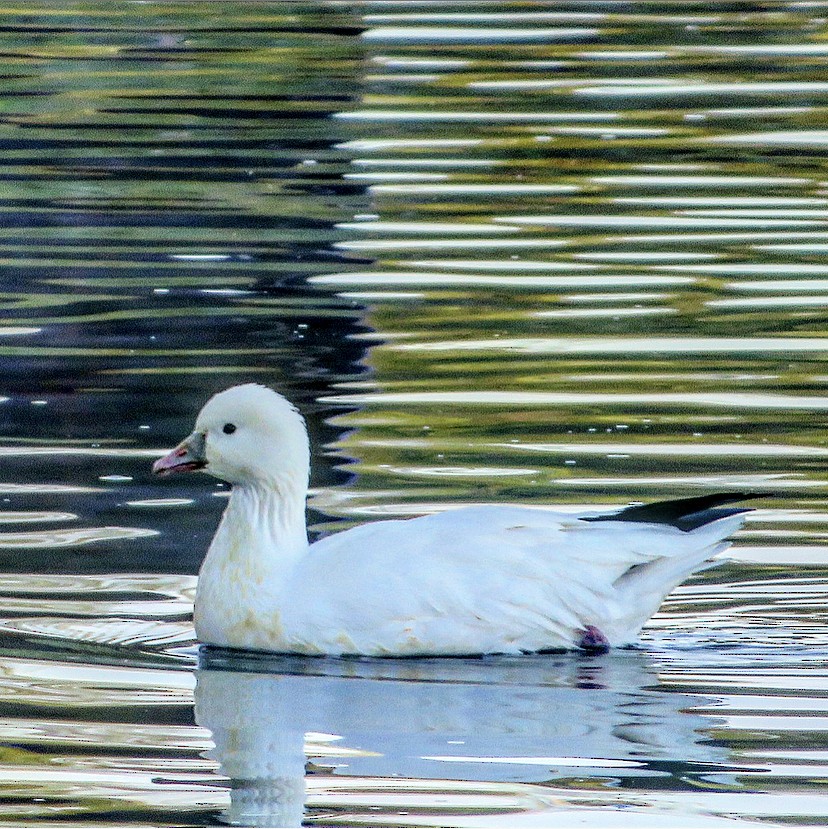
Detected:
left=3, top=2, right=828, bottom=826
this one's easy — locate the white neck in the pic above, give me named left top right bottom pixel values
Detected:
left=194, top=477, right=309, bottom=649
left=209, top=479, right=309, bottom=571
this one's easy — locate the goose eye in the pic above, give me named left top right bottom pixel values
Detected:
left=222, top=423, right=237, bottom=435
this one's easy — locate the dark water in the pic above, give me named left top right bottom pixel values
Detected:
left=2, top=2, right=828, bottom=826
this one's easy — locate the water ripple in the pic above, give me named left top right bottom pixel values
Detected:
left=2, top=2, right=828, bottom=826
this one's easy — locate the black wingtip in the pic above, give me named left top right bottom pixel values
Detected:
left=582, top=492, right=770, bottom=532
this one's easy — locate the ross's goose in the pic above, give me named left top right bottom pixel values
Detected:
left=153, top=383, right=761, bottom=656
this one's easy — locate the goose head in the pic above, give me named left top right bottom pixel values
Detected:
left=152, top=384, right=310, bottom=490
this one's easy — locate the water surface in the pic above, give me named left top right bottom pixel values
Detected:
left=2, top=2, right=828, bottom=826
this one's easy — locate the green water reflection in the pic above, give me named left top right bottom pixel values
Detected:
left=0, top=1, right=827, bottom=826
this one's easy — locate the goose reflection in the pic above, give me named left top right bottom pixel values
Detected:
left=195, top=649, right=727, bottom=827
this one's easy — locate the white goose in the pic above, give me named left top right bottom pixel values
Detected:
left=153, top=383, right=759, bottom=656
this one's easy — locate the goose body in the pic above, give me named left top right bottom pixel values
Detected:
left=153, top=384, right=757, bottom=656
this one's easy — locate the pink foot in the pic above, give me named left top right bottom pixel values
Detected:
left=578, top=625, right=610, bottom=653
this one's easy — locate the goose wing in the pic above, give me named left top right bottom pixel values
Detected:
left=282, top=500, right=746, bottom=655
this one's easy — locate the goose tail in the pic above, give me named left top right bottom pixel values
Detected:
left=597, top=496, right=765, bottom=645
